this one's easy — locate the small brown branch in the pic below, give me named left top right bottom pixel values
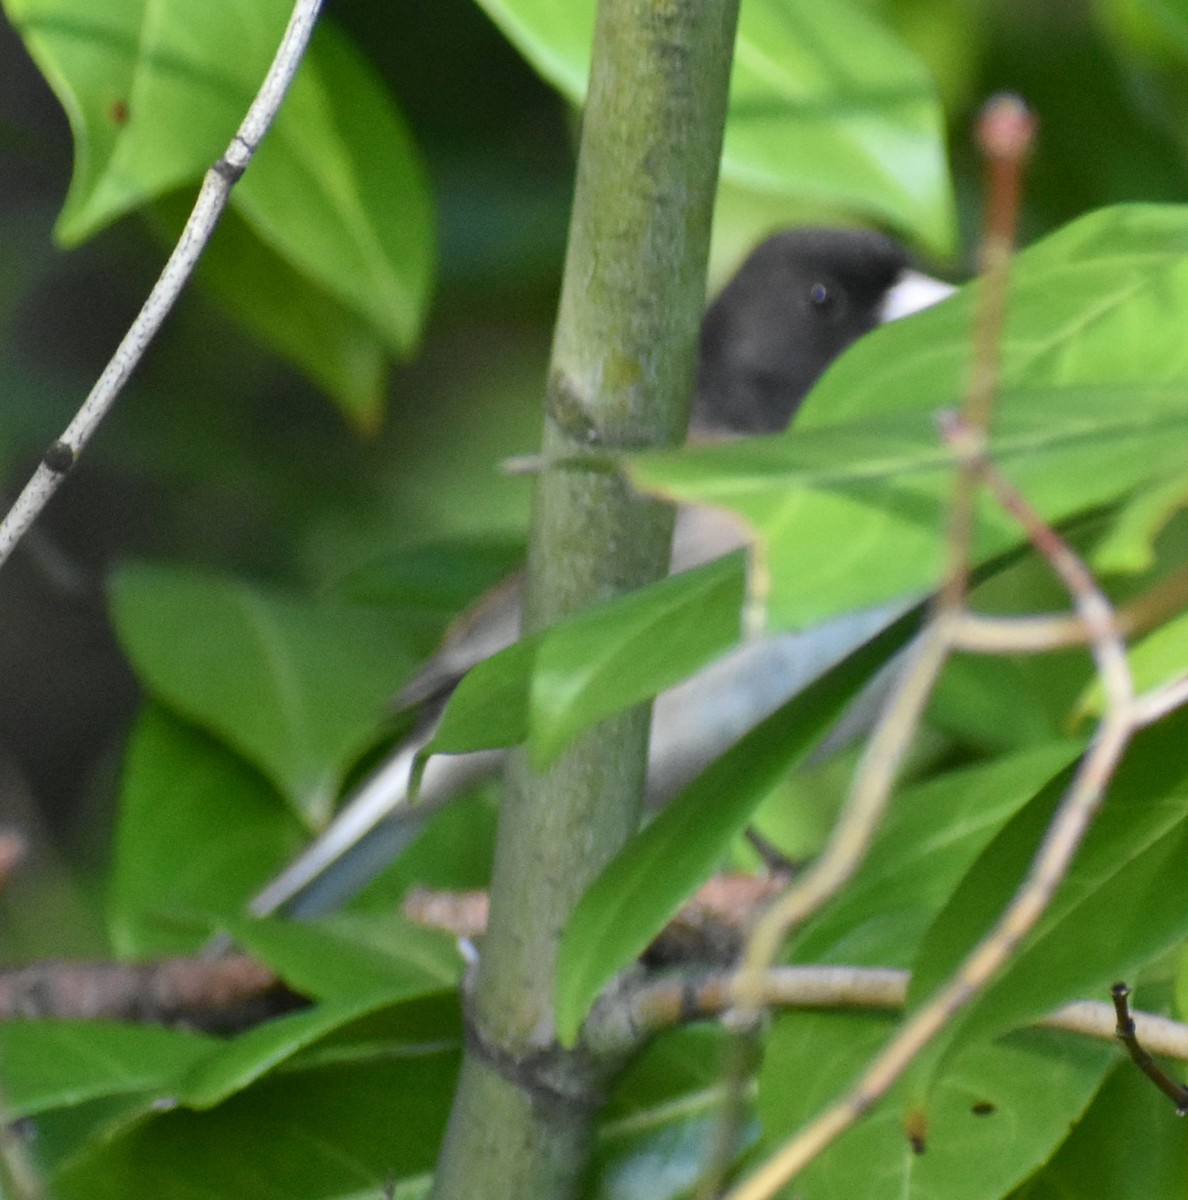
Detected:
left=614, top=966, right=908, bottom=1048
left=0, top=953, right=298, bottom=1032
left=966, top=453, right=1134, bottom=708
left=965, top=94, right=1036, bottom=434
left=403, top=887, right=491, bottom=941
left=1111, top=982, right=1188, bottom=1113
left=727, top=95, right=1037, bottom=1023
left=939, top=93, right=1036, bottom=610
left=588, top=964, right=1188, bottom=1065
left=689, top=622, right=952, bottom=1198
left=950, top=611, right=1098, bottom=653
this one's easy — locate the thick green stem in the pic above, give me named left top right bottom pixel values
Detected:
left=427, top=2, right=740, bottom=1198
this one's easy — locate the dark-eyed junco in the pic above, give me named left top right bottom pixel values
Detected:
left=693, top=228, right=952, bottom=435
left=252, top=228, right=955, bottom=919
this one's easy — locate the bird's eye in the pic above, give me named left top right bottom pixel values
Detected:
left=808, top=281, right=833, bottom=308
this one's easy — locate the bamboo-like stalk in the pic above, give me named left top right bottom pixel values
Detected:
left=427, top=3, right=740, bottom=1198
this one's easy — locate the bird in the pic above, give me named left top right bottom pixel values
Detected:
left=250, top=227, right=956, bottom=919
left=692, top=227, right=952, bottom=434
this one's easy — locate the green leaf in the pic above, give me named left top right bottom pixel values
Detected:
left=1098, top=0, right=1188, bottom=67
left=172, top=991, right=423, bottom=1110
left=723, top=0, right=953, bottom=253
left=1016, top=1061, right=1188, bottom=1199
left=234, top=20, right=434, bottom=357
left=283, top=991, right=462, bottom=1073
left=425, top=556, right=746, bottom=766
left=801, top=204, right=1188, bottom=432
left=926, top=537, right=1106, bottom=753
left=52, top=1051, right=459, bottom=1200
left=423, top=633, right=536, bottom=756
left=0, top=1022, right=217, bottom=1118
left=109, top=564, right=417, bottom=828
left=220, top=912, right=461, bottom=1002
left=633, top=393, right=1188, bottom=629
left=789, top=742, right=1085, bottom=969
left=27, top=1094, right=163, bottom=1182
left=8, top=0, right=264, bottom=239
left=908, top=712, right=1188, bottom=1060
left=554, top=613, right=915, bottom=1047
left=759, top=1012, right=1113, bottom=1200
left=6, top=1, right=433, bottom=370
left=928, top=655, right=1078, bottom=752
left=528, top=555, right=746, bottom=767
left=629, top=205, right=1188, bottom=630
left=593, top=1026, right=750, bottom=1200
left=473, top=0, right=954, bottom=253
left=1091, top=469, right=1188, bottom=573
left=339, top=536, right=526, bottom=614
left=109, top=705, right=306, bottom=957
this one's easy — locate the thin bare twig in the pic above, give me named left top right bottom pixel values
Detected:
left=728, top=97, right=1039, bottom=1023
left=938, top=94, right=1036, bottom=611
left=1049, top=997, right=1188, bottom=1061
left=951, top=562, right=1188, bottom=654
left=687, top=622, right=953, bottom=1200
left=697, top=95, right=1041, bottom=1200
left=968, top=452, right=1134, bottom=709
left=594, top=965, right=1188, bottom=1064
left=732, top=622, right=953, bottom=1021
left=724, top=443, right=1139, bottom=1200
left=707, top=94, right=1178, bottom=1200
left=1111, top=982, right=1188, bottom=1113
left=0, top=0, right=325, bottom=571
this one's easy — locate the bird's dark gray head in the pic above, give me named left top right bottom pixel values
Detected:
left=693, top=227, right=947, bottom=435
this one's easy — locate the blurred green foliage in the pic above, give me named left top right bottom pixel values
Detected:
left=0, top=1, right=1187, bottom=1198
